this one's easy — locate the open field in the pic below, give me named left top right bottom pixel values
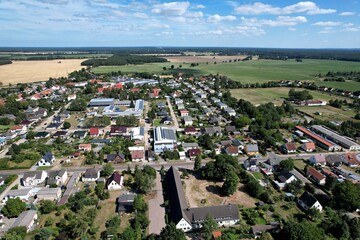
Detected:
left=0, top=53, right=112, bottom=60
left=183, top=173, right=256, bottom=208
left=0, top=59, right=85, bottom=85
left=92, top=59, right=360, bottom=88
left=295, top=105, right=358, bottom=122
left=230, top=87, right=348, bottom=106
left=164, top=55, right=248, bottom=63
left=315, top=81, right=360, bottom=92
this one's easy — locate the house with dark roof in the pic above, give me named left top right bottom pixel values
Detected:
left=82, top=168, right=100, bottom=182
left=298, top=191, right=323, bottom=212
left=22, top=171, right=48, bottom=187
left=116, top=193, right=137, bottom=213
left=244, top=144, right=259, bottom=157
left=202, top=127, right=222, bottom=137
left=107, top=152, right=126, bottom=163
left=306, top=167, right=326, bottom=185
left=243, top=159, right=258, bottom=171
left=188, top=149, right=201, bottom=160
left=325, top=154, right=343, bottom=166
left=53, top=130, right=68, bottom=139
left=110, top=126, right=128, bottom=136
left=37, top=152, right=55, bottom=166
left=106, top=172, right=123, bottom=190
left=34, top=131, right=50, bottom=139
left=46, top=170, right=68, bottom=186
left=225, top=146, right=239, bottom=156
left=165, top=167, right=239, bottom=232
left=184, top=127, right=197, bottom=135
left=274, top=169, right=297, bottom=190
left=72, top=130, right=88, bottom=139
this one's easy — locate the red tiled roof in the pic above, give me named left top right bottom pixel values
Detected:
left=345, top=153, right=359, bottom=165
left=188, top=149, right=201, bottom=157
left=305, top=142, right=316, bottom=150
left=10, top=125, right=23, bottom=130
left=226, top=146, right=238, bottom=154
left=79, top=143, right=91, bottom=149
left=307, top=167, right=325, bottom=181
left=89, top=128, right=99, bottom=135
left=285, top=142, right=297, bottom=151
left=212, top=231, right=222, bottom=238
left=295, top=126, right=334, bottom=148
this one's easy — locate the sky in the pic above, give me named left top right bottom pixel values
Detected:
left=0, top=0, right=359, bottom=48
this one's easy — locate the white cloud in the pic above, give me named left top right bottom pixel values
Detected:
left=341, top=27, right=360, bottom=32
left=241, top=16, right=308, bottom=27
left=133, top=12, right=148, bottom=19
left=193, top=4, right=205, bottom=9
left=288, top=27, right=297, bottom=31
left=339, top=12, right=355, bottom=16
left=313, top=21, right=342, bottom=26
left=234, top=1, right=336, bottom=15
left=208, top=14, right=236, bottom=23
left=344, top=23, right=354, bottom=27
left=151, top=2, right=190, bottom=16
left=156, top=31, right=174, bottom=36
left=185, top=11, right=203, bottom=18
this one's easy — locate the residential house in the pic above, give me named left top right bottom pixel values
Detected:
left=307, top=167, right=326, bottom=185
left=298, top=191, right=323, bottom=212
left=161, top=116, right=172, bottom=125
left=179, top=109, right=189, bottom=117
left=131, top=127, right=144, bottom=141
left=208, top=116, right=220, bottom=125
left=225, top=126, right=236, bottom=134
left=89, top=128, right=100, bottom=137
left=37, top=152, right=55, bottom=166
left=10, top=125, right=27, bottom=134
left=251, top=223, right=280, bottom=237
left=225, top=146, right=239, bottom=156
left=106, top=172, right=123, bottom=190
left=309, top=154, right=326, bottom=166
left=53, top=131, right=68, bottom=139
left=130, top=147, right=145, bottom=162
left=282, top=142, right=297, bottom=154
left=5, top=188, right=35, bottom=202
left=341, top=153, right=360, bottom=167
left=182, top=142, right=199, bottom=152
left=34, top=131, right=50, bottom=139
left=301, top=142, right=316, bottom=152
left=46, top=170, right=68, bottom=186
left=188, top=149, right=201, bottom=160
left=11, top=210, right=38, bottom=232
left=36, top=188, right=62, bottom=201
left=110, top=126, right=128, bottom=136
left=183, top=116, right=193, bottom=126
left=244, top=144, right=259, bottom=157
left=22, top=171, right=48, bottom=187
left=184, top=127, right=197, bottom=135
left=79, top=143, right=92, bottom=152
left=82, top=168, right=100, bottom=182
left=157, top=110, right=168, bottom=117
left=274, top=169, right=297, bottom=190
left=107, top=152, right=126, bottom=163
left=72, top=130, right=88, bottom=139
left=116, top=193, right=137, bottom=213
left=202, top=127, right=222, bottom=137
left=325, top=154, right=343, bottom=166
left=243, top=159, right=258, bottom=171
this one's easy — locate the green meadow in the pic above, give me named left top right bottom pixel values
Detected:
left=92, top=59, right=360, bottom=91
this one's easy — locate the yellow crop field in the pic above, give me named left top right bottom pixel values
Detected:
left=0, top=59, right=86, bottom=85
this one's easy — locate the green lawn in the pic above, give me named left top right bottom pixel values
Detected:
left=92, top=59, right=360, bottom=89
left=153, top=119, right=161, bottom=126
left=252, top=172, right=264, bottom=180
left=37, top=166, right=53, bottom=170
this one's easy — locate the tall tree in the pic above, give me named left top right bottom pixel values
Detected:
left=194, top=154, right=202, bottom=171
left=158, top=223, right=186, bottom=240
left=1, top=198, right=26, bottom=218
left=201, top=214, right=217, bottom=240
left=222, top=170, right=239, bottom=196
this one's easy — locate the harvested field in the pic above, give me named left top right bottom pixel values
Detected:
left=0, top=59, right=85, bottom=85
left=183, top=173, right=256, bottom=208
left=164, top=55, right=249, bottom=63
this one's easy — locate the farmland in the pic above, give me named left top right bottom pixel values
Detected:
left=230, top=87, right=348, bottom=106
left=92, top=59, right=360, bottom=89
left=164, top=55, right=249, bottom=63
left=295, top=105, right=358, bottom=122
left=0, top=59, right=85, bottom=85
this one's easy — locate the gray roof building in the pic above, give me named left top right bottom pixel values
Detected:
left=11, top=210, right=38, bottom=232
left=89, top=98, right=115, bottom=107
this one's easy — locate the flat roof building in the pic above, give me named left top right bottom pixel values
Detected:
left=89, top=98, right=114, bottom=107
left=153, top=127, right=177, bottom=154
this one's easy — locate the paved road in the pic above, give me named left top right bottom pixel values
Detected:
left=143, top=101, right=152, bottom=156
left=0, top=175, right=21, bottom=202
left=148, top=172, right=166, bottom=234
left=166, top=96, right=179, bottom=129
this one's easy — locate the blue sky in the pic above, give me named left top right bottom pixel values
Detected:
left=0, top=0, right=359, bottom=48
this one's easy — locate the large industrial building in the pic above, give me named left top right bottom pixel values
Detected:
left=311, top=125, right=360, bottom=151
left=88, top=98, right=115, bottom=107
left=295, top=126, right=341, bottom=151
left=153, top=127, right=177, bottom=153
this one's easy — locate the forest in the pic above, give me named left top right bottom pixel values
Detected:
left=81, top=55, right=167, bottom=67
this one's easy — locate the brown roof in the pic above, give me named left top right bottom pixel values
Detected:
left=188, top=149, right=201, bottom=157
left=184, top=127, right=196, bottom=133
left=226, top=146, right=238, bottom=154
left=304, top=142, right=316, bottom=150
left=285, top=142, right=297, bottom=151
left=131, top=150, right=144, bottom=160
left=307, top=167, right=325, bottom=181
left=344, top=153, right=359, bottom=165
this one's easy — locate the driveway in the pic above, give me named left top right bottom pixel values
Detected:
left=148, top=172, right=166, bottom=235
